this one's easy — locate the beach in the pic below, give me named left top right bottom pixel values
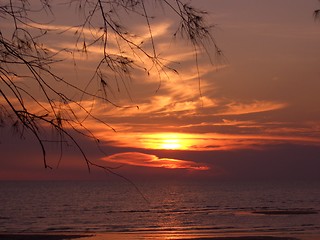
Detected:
left=0, top=233, right=316, bottom=240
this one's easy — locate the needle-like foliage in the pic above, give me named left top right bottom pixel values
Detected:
left=0, top=0, right=221, bottom=172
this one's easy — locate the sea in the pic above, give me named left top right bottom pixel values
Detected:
left=0, top=180, right=320, bottom=239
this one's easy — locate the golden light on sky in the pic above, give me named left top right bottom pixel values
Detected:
left=1, top=0, right=320, bottom=180
left=99, top=130, right=320, bottom=153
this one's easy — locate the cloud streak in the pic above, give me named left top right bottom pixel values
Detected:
left=215, top=101, right=288, bottom=116
left=102, top=152, right=209, bottom=170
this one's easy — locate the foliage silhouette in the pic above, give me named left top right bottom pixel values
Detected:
left=0, top=0, right=221, bottom=172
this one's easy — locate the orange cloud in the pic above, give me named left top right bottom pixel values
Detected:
left=95, top=129, right=320, bottom=152
left=102, top=152, right=209, bottom=170
left=215, top=101, right=288, bottom=116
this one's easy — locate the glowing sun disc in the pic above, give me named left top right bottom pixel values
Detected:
left=160, top=136, right=182, bottom=150
left=141, top=133, right=194, bottom=150
left=161, top=140, right=181, bottom=150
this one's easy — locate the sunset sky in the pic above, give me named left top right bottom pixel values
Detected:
left=1, top=0, right=320, bottom=181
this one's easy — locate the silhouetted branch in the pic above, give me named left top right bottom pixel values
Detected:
left=314, top=9, right=320, bottom=21
left=1, top=0, right=221, bottom=176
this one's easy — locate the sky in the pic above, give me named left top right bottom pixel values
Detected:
left=1, top=0, right=320, bottom=181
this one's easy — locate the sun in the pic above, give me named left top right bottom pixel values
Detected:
left=141, top=133, right=193, bottom=150
left=161, top=138, right=182, bottom=150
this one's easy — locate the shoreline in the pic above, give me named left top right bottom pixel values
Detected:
left=1, top=232, right=318, bottom=240
left=0, top=233, right=92, bottom=240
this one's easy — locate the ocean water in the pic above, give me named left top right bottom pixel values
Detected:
left=0, top=180, right=320, bottom=238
